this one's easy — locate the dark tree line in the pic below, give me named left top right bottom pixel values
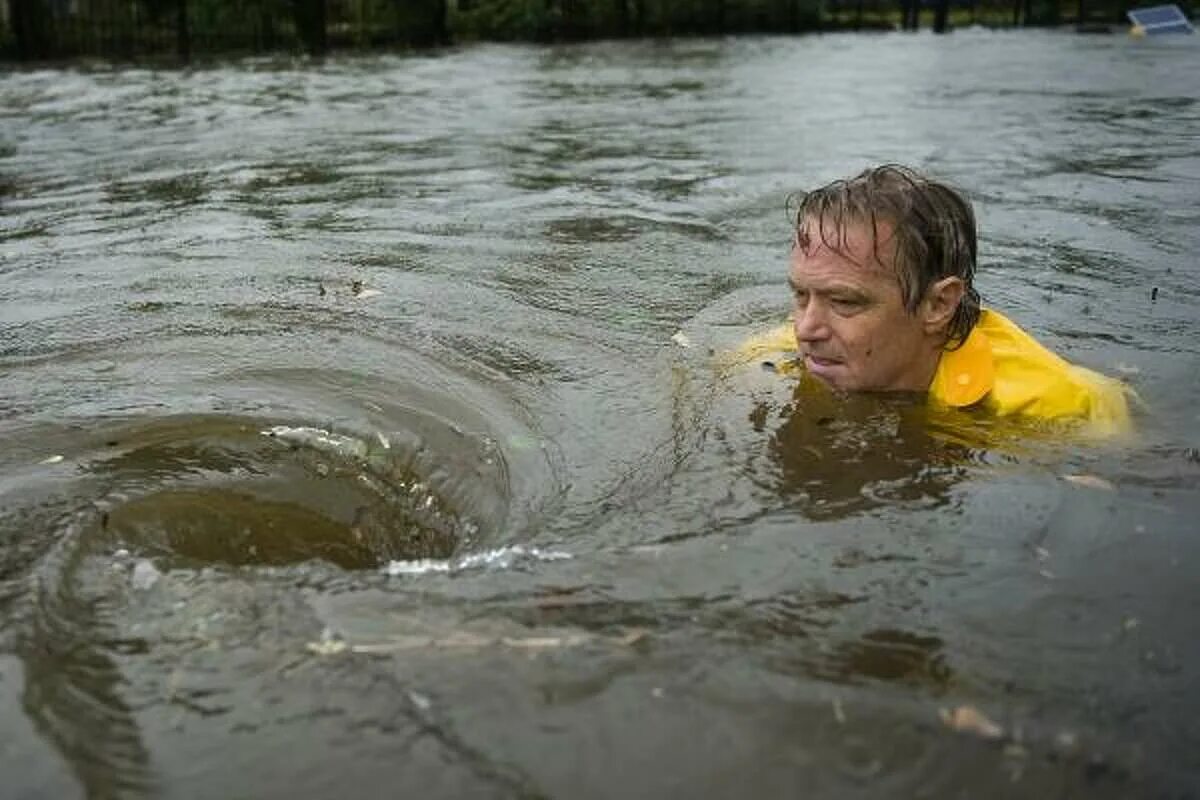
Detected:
left=0, top=0, right=1155, bottom=61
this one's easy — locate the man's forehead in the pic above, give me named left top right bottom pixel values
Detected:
left=795, top=213, right=899, bottom=274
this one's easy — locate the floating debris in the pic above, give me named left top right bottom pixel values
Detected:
left=832, top=696, right=846, bottom=725
left=1062, top=474, right=1116, bottom=492
left=354, top=288, right=383, bottom=300
left=407, top=690, right=432, bottom=711
left=306, top=627, right=348, bottom=656
left=1113, top=362, right=1141, bottom=376
left=306, top=638, right=348, bottom=656
left=617, top=628, right=650, bottom=647
left=939, top=705, right=1005, bottom=740
left=39, top=454, right=64, bottom=465
left=670, top=331, right=692, bottom=348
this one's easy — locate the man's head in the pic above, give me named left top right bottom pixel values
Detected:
left=787, top=164, right=981, bottom=393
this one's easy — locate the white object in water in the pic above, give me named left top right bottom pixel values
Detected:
left=1062, top=473, right=1117, bottom=492
left=1127, top=4, right=1194, bottom=34
left=354, top=288, right=384, bottom=300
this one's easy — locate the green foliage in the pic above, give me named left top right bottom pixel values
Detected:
left=330, top=0, right=446, bottom=46
left=187, top=0, right=299, bottom=51
left=449, top=0, right=552, bottom=40
left=1029, top=0, right=1062, bottom=24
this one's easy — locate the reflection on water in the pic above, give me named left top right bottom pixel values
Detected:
left=1, top=31, right=1199, bottom=799
left=21, top=513, right=156, bottom=799
left=757, top=375, right=970, bottom=519
left=808, top=628, right=953, bottom=689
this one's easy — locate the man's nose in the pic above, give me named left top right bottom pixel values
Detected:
left=793, top=299, right=830, bottom=342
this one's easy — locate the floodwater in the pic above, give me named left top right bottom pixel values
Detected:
left=2, top=30, right=1198, bottom=798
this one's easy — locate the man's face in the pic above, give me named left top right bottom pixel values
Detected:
left=789, top=216, right=937, bottom=393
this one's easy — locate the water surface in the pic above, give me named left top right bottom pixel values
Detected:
left=2, top=30, right=1199, bottom=798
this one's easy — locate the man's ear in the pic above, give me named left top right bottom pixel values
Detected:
left=922, top=277, right=966, bottom=334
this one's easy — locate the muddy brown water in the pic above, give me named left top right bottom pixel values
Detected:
left=2, top=31, right=1199, bottom=798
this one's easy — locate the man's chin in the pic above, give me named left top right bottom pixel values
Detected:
left=807, top=373, right=857, bottom=393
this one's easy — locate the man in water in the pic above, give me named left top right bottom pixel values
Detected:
left=740, top=164, right=1131, bottom=434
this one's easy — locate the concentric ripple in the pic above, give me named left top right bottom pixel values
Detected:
left=82, top=415, right=496, bottom=569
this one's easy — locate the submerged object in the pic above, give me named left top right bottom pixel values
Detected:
left=1127, top=4, right=1194, bottom=35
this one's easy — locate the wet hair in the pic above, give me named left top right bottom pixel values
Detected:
left=788, top=164, right=982, bottom=347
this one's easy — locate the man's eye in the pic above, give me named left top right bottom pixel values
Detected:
left=831, top=297, right=865, bottom=312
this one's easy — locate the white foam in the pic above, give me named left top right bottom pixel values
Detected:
left=261, top=425, right=370, bottom=459
left=383, top=545, right=571, bottom=577
left=130, top=559, right=162, bottom=591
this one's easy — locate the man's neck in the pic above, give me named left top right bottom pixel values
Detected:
left=909, top=339, right=948, bottom=394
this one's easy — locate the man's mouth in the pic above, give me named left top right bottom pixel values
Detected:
left=803, top=353, right=844, bottom=380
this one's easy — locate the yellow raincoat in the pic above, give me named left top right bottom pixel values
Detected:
left=737, top=309, right=1133, bottom=436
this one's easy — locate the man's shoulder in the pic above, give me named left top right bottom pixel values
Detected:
left=975, top=309, right=1132, bottom=433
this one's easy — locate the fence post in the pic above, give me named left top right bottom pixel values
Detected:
left=932, top=0, right=948, bottom=31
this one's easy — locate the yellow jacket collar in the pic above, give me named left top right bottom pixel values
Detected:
left=929, top=325, right=994, bottom=408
